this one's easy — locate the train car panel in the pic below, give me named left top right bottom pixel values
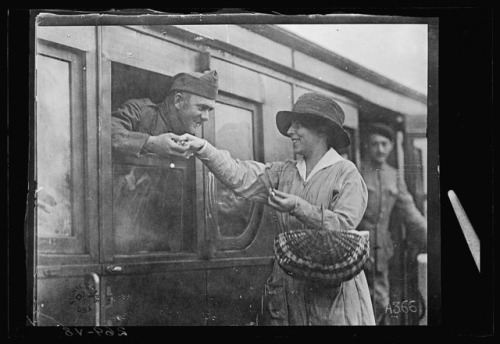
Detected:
left=102, top=26, right=199, bottom=76
left=36, top=275, right=97, bottom=326
left=206, top=265, right=271, bottom=326
left=293, top=50, right=427, bottom=117
left=211, top=57, right=265, bottom=103
left=36, top=25, right=96, bottom=51
left=174, top=24, right=294, bottom=68
left=102, top=271, right=206, bottom=326
left=259, top=75, right=294, bottom=162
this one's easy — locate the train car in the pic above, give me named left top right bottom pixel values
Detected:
left=32, top=18, right=428, bottom=326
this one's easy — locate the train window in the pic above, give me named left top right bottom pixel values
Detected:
left=36, top=41, right=87, bottom=254
left=213, top=102, right=255, bottom=238
left=110, top=63, right=196, bottom=255
left=214, top=103, right=254, bottom=160
left=203, top=94, right=264, bottom=251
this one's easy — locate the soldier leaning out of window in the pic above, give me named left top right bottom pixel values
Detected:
left=111, top=70, right=218, bottom=253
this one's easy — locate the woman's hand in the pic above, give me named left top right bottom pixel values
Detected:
left=268, top=189, right=300, bottom=213
left=177, top=133, right=206, bottom=153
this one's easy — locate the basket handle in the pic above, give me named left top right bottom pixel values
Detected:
left=321, top=204, right=324, bottom=231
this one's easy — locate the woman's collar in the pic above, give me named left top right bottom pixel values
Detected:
left=296, top=148, right=344, bottom=182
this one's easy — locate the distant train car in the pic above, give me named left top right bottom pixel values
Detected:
left=33, top=20, right=428, bottom=326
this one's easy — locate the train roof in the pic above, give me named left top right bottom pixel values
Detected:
left=36, top=13, right=429, bottom=119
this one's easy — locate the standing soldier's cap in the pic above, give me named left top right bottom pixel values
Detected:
left=367, top=123, right=395, bottom=142
left=170, top=70, right=218, bottom=100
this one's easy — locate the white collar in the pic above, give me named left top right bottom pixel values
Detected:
left=296, top=148, right=344, bottom=182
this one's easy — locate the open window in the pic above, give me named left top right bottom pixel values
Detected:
left=109, top=63, right=197, bottom=257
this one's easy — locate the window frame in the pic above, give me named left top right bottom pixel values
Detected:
left=101, top=61, right=200, bottom=263
left=36, top=40, right=88, bottom=256
left=34, top=26, right=99, bottom=268
left=203, top=93, right=267, bottom=256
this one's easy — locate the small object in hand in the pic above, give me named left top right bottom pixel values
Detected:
left=270, top=188, right=276, bottom=197
left=172, top=138, right=187, bottom=146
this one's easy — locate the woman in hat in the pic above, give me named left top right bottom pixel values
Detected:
left=178, top=92, right=375, bottom=325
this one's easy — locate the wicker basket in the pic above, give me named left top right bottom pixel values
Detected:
left=274, top=229, right=370, bottom=285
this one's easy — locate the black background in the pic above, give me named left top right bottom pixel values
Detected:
left=6, top=6, right=494, bottom=340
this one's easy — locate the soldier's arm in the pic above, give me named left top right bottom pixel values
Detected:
left=111, top=99, right=151, bottom=158
left=395, top=174, right=427, bottom=250
left=112, top=99, right=189, bottom=158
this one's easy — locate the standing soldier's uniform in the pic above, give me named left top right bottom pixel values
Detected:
left=358, top=124, right=426, bottom=325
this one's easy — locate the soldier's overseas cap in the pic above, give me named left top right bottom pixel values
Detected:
left=170, top=70, right=218, bottom=100
left=367, top=123, right=395, bottom=142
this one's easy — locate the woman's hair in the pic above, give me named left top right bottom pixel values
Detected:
left=292, top=114, right=338, bottom=148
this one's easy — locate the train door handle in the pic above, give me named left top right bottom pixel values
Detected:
left=204, top=172, right=217, bottom=259
left=83, top=272, right=100, bottom=327
left=105, top=265, right=123, bottom=273
left=206, top=172, right=217, bottom=227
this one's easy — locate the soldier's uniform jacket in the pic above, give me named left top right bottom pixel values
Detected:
left=112, top=98, right=186, bottom=158
left=358, top=160, right=426, bottom=272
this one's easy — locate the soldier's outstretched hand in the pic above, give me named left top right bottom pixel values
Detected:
left=144, top=133, right=192, bottom=157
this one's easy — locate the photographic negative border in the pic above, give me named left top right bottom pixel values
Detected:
left=7, top=6, right=493, bottom=339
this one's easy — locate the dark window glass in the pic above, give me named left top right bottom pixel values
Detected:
left=113, top=164, right=186, bottom=254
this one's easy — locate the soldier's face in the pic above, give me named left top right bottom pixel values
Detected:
left=176, top=93, right=215, bottom=135
left=368, top=134, right=394, bottom=164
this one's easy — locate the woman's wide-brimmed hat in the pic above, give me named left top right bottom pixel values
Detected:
left=276, top=92, right=351, bottom=150
left=274, top=229, right=370, bottom=285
